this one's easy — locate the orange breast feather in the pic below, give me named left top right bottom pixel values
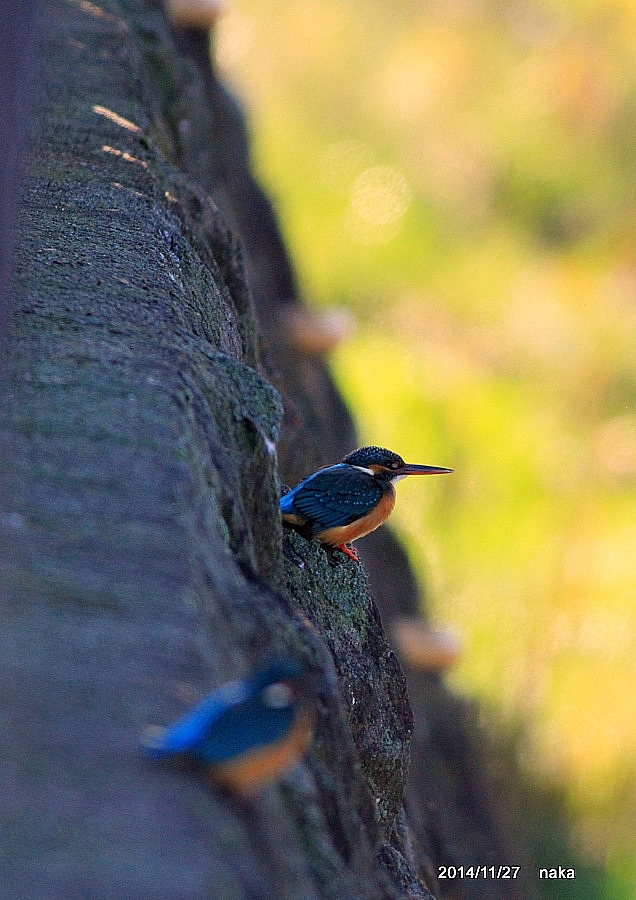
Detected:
left=210, top=711, right=314, bottom=795
left=315, top=486, right=396, bottom=546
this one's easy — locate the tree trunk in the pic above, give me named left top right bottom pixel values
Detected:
left=0, top=2, right=529, bottom=898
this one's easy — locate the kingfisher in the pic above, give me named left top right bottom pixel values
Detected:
left=141, top=659, right=321, bottom=794
left=280, top=445, right=452, bottom=561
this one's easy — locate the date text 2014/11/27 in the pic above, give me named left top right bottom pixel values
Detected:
left=438, top=866, right=521, bottom=879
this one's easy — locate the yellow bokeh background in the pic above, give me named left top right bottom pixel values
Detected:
left=217, top=2, right=636, bottom=895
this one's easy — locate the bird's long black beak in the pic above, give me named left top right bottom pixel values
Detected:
left=397, top=463, right=453, bottom=476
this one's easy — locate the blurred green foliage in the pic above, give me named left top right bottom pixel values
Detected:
left=217, top=1, right=636, bottom=896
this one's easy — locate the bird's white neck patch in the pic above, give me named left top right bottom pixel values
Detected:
left=350, top=465, right=375, bottom=476
left=262, top=682, right=294, bottom=709
left=390, top=473, right=407, bottom=483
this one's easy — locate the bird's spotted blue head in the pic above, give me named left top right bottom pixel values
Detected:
left=342, top=446, right=405, bottom=471
left=248, top=658, right=307, bottom=693
left=342, top=446, right=453, bottom=482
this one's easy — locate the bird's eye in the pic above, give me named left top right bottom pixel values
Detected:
left=390, top=461, right=400, bottom=469
left=261, top=682, right=294, bottom=709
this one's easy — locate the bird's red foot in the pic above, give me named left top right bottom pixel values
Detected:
left=337, top=543, right=359, bottom=562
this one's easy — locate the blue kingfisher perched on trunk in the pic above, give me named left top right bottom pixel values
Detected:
left=141, top=659, right=321, bottom=795
left=280, top=446, right=452, bottom=560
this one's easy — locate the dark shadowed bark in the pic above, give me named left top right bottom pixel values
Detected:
left=0, top=0, right=39, bottom=353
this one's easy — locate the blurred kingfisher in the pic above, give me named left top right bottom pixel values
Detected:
left=280, top=445, right=452, bottom=561
left=142, top=659, right=320, bottom=794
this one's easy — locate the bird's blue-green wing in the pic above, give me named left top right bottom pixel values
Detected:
left=142, top=680, right=249, bottom=758
left=287, top=464, right=384, bottom=532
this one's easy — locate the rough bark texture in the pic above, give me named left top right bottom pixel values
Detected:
left=0, top=0, right=40, bottom=347
left=1, top=2, right=530, bottom=898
